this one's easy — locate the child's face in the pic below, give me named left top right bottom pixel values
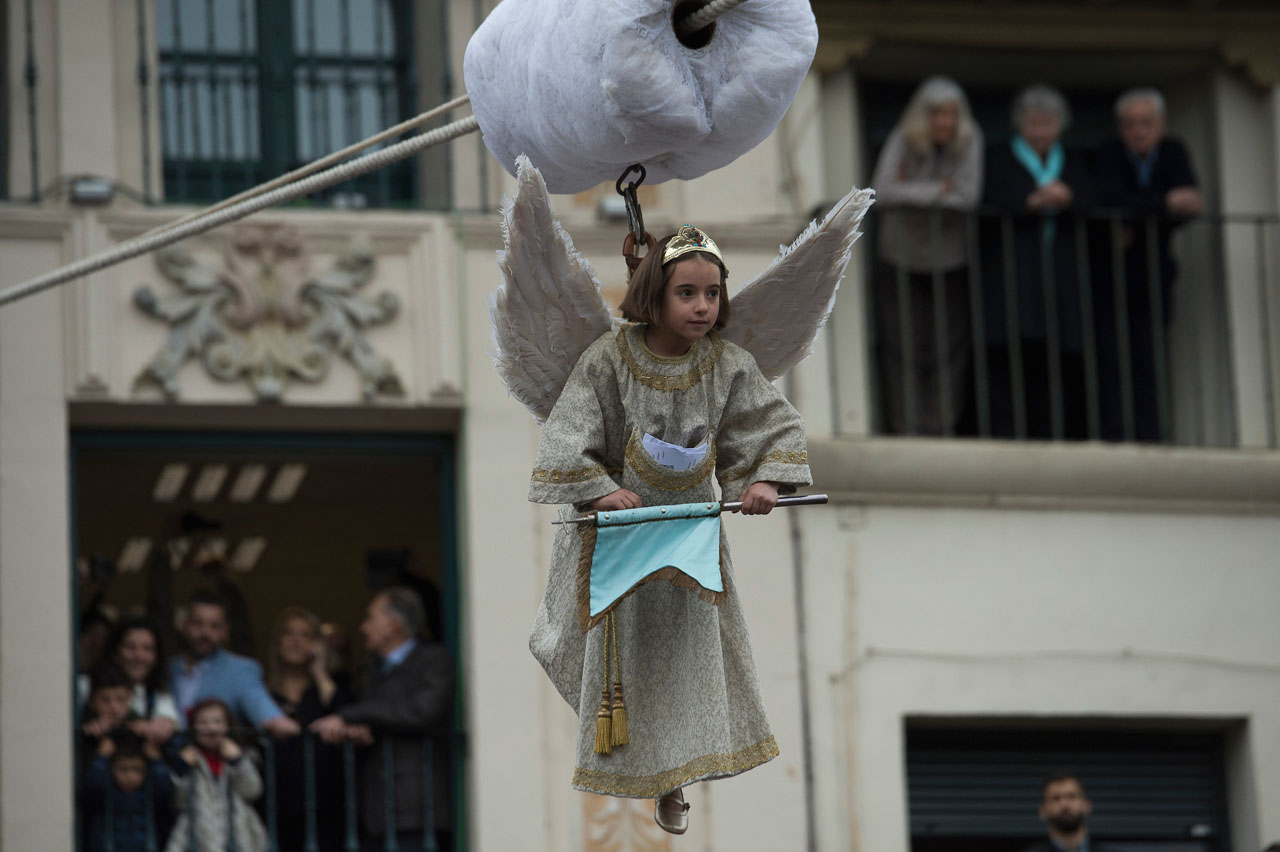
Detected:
left=191, top=705, right=229, bottom=751
left=89, top=686, right=131, bottom=729
left=112, top=756, right=147, bottom=793
left=655, top=256, right=721, bottom=350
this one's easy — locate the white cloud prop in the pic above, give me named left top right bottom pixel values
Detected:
left=463, top=0, right=817, bottom=193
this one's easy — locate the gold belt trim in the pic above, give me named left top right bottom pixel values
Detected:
left=571, top=734, right=779, bottom=799
left=531, top=463, right=607, bottom=484
left=623, top=431, right=716, bottom=493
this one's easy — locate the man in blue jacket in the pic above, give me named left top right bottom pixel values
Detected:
left=169, top=589, right=299, bottom=738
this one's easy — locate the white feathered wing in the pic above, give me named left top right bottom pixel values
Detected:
left=489, top=155, right=615, bottom=423
left=723, top=184, right=875, bottom=379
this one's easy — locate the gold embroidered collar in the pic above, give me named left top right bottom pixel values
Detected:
left=615, top=325, right=725, bottom=392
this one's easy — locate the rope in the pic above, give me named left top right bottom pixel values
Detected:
left=0, top=114, right=478, bottom=308
left=147, top=94, right=471, bottom=240
left=0, top=1, right=750, bottom=309
left=675, top=0, right=748, bottom=37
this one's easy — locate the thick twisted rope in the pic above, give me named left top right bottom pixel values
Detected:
left=1, top=1, right=751, bottom=309
left=0, top=115, right=478, bottom=308
left=675, top=0, right=749, bottom=37
left=148, top=94, right=471, bottom=240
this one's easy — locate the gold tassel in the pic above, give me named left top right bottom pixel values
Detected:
left=593, top=617, right=612, bottom=755
left=594, top=687, right=613, bottom=755
left=610, top=612, right=629, bottom=746
left=610, top=682, right=629, bottom=746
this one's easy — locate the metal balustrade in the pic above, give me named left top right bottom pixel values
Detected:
left=860, top=204, right=1280, bottom=448
left=80, top=731, right=460, bottom=852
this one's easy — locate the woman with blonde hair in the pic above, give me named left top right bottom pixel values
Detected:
left=265, top=606, right=352, bottom=852
left=871, top=75, right=983, bottom=436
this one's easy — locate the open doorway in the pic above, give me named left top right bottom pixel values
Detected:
left=70, top=428, right=465, bottom=850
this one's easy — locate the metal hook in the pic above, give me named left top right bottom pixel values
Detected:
left=615, top=164, right=648, bottom=259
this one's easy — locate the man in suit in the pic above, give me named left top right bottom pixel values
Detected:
left=1021, top=773, right=1118, bottom=852
left=311, top=586, right=455, bottom=852
left=1094, top=87, right=1203, bottom=443
left=169, top=589, right=299, bottom=738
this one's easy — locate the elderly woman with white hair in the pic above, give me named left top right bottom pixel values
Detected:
left=871, top=76, right=983, bottom=436
left=981, top=83, right=1096, bottom=440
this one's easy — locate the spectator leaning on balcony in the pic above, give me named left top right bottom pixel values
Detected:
left=82, top=728, right=175, bottom=852
left=1021, top=773, right=1121, bottom=852
left=78, top=615, right=181, bottom=749
left=982, top=84, right=1096, bottom=440
left=871, top=76, right=983, bottom=435
left=1094, top=87, right=1203, bottom=443
left=266, top=606, right=354, bottom=852
left=311, top=586, right=455, bottom=852
left=169, top=589, right=300, bottom=739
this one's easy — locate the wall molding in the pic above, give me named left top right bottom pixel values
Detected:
left=810, top=437, right=1280, bottom=515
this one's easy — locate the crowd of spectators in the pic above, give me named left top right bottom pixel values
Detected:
left=76, top=583, right=454, bottom=852
left=871, top=78, right=1203, bottom=442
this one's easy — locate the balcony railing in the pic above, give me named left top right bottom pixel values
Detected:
left=79, top=730, right=462, bottom=852
left=859, top=204, right=1279, bottom=448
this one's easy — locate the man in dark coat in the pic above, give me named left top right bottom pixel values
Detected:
left=1020, top=773, right=1120, bottom=852
left=311, top=587, right=455, bottom=852
left=1094, top=87, right=1203, bottom=443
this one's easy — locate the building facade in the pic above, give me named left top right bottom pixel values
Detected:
left=2, top=1, right=1279, bottom=851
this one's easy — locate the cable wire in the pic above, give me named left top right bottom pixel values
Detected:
left=0, top=115, right=478, bottom=308
left=146, top=94, right=471, bottom=241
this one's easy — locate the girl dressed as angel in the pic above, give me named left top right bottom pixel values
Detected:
left=526, top=224, right=813, bottom=834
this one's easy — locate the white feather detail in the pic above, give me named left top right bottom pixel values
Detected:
left=722, top=184, right=875, bottom=380
left=490, top=155, right=615, bottom=423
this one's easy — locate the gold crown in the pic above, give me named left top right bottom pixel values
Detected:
left=662, top=224, right=723, bottom=266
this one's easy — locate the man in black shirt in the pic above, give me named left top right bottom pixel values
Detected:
left=1021, top=773, right=1117, bottom=852
left=1094, top=87, right=1203, bottom=443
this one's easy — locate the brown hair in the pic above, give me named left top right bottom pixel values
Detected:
left=265, top=606, right=324, bottom=696
left=619, top=234, right=730, bottom=331
left=186, top=697, right=234, bottom=730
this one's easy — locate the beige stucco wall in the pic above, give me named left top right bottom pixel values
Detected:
left=0, top=229, right=75, bottom=852
left=3, top=5, right=1280, bottom=852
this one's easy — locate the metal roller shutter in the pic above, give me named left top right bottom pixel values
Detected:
left=906, top=726, right=1230, bottom=849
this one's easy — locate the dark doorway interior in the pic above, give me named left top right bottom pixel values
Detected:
left=70, top=428, right=465, bottom=850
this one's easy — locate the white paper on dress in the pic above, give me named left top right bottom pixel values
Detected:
left=463, top=0, right=818, bottom=194
left=642, top=433, right=710, bottom=471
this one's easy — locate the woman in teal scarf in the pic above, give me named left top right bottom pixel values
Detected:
left=980, top=84, right=1096, bottom=440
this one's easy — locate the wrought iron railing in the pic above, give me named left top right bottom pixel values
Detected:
left=859, top=204, right=1280, bottom=448
left=79, top=730, right=463, bottom=852
left=155, top=0, right=430, bottom=208
left=5, top=0, right=451, bottom=208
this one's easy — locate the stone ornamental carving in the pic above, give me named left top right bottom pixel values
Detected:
left=133, top=225, right=404, bottom=401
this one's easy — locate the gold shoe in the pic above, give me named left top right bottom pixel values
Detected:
left=654, top=788, right=690, bottom=835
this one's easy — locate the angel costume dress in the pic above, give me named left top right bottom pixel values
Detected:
left=528, top=321, right=811, bottom=798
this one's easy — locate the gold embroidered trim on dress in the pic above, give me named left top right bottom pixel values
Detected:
left=623, top=432, right=717, bottom=493
left=576, top=524, right=726, bottom=632
left=615, top=326, right=725, bottom=391
left=572, top=734, right=780, bottom=799
left=531, top=463, right=607, bottom=484
left=717, top=449, right=809, bottom=484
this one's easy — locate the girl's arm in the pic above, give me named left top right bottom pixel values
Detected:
left=716, top=357, right=812, bottom=501
left=529, top=339, right=622, bottom=507
left=227, top=751, right=263, bottom=802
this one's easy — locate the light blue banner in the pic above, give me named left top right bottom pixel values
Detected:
left=590, top=502, right=723, bottom=617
